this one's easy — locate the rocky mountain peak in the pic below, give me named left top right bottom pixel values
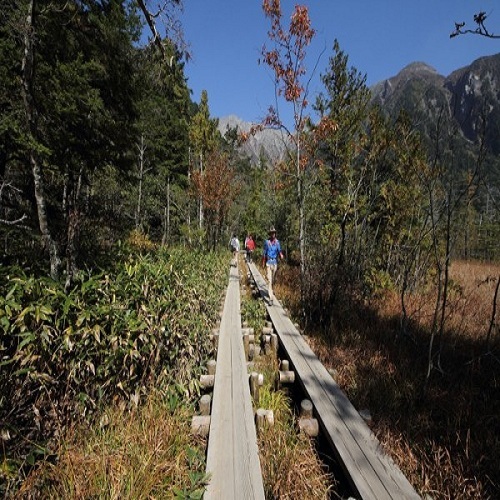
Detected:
left=218, top=115, right=289, bottom=165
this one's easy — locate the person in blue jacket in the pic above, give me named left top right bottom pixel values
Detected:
left=262, top=226, right=284, bottom=306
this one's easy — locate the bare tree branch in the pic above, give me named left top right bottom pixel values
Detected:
left=137, top=0, right=166, bottom=57
left=0, top=214, right=28, bottom=226
left=451, top=11, right=500, bottom=39
left=136, top=0, right=189, bottom=62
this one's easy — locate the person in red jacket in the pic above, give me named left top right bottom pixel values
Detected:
left=245, top=233, right=256, bottom=263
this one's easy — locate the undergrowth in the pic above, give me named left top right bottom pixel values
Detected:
left=0, top=245, right=228, bottom=496
left=276, top=260, right=500, bottom=499
left=19, top=389, right=208, bottom=499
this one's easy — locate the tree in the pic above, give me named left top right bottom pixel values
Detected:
left=1, top=0, right=145, bottom=278
left=132, top=44, right=191, bottom=242
left=191, top=150, right=238, bottom=250
left=136, top=0, right=187, bottom=59
left=305, top=41, right=432, bottom=329
left=189, top=90, right=221, bottom=233
left=260, top=0, right=316, bottom=289
left=20, top=0, right=61, bottom=279
left=313, top=40, right=371, bottom=293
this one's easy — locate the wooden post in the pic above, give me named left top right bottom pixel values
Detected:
left=298, top=417, right=319, bottom=437
left=249, top=372, right=260, bottom=402
left=298, top=399, right=319, bottom=437
left=200, top=394, right=212, bottom=416
left=255, top=408, right=274, bottom=433
left=243, top=333, right=250, bottom=359
left=255, top=408, right=266, bottom=431
left=207, top=360, right=216, bottom=375
left=277, top=370, right=295, bottom=384
left=300, top=399, right=313, bottom=418
left=359, top=409, right=372, bottom=425
left=271, top=333, right=278, bottom=353
left=191, top=415, right=211, bottom=436
left=262, top=326, right=273, bottom=336
left=200, top=374, right=215, bottom=389
left=210, top=328, right=219, bottom=351
left=281, top=360, right=289, bottom=371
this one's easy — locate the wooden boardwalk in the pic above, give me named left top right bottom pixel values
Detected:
left=247, top=262, right=420, bottom=500
left=204, top=262, right=265, bottom=500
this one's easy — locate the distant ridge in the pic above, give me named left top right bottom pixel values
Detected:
left=218, top=53, right=500, bottom=166
left=218, top=115, right=290, bottom=165
left=370, top=52, right=500, bottom=155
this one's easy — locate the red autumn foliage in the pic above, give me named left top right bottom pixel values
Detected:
left=191, top=150, right=238, bottom=230
left=261, top=0, right=315, bottom=111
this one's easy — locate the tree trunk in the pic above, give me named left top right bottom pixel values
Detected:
left=65, top=169, right=83, bottom=290
left=162, top=177, right=170, bottom=246
left=135, top=134, right=146, bottom=230
left=21, top=0, right=61, bottom=279
left=485, top=276, right=500, bottom=353
left=199, top=153, right=204, bottom=231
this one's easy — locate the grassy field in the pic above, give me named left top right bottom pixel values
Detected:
left=275, top=260, right=500, bottom=499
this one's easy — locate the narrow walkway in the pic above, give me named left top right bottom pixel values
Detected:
left=247, top=262, right=420, bottom=500
left=204, top=262, right=265, bottom=500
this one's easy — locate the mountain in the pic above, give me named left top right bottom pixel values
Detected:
left=219, top=54, right=500, bottom=168
left=218, top=115, right=289, bottom=164
left=371, top=53, right=500, bottom=157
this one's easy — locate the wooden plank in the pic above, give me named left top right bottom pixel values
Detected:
left=205, top=263, right=265, bottom=500
left=248, top=262, right=420, bottom=500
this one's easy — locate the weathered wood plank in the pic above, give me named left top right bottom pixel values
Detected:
left=205, top=263, right=265, bottom=500
left=248, top=262, right=420, bottom=500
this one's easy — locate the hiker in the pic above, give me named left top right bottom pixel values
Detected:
left=230, top=234, right=240, bottom=266
left=245, top=234, right=256, bottom=263
left=262, top=226, right=283, bottom=306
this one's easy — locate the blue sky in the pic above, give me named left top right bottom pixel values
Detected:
left=177, top=1, right=500, bottom=127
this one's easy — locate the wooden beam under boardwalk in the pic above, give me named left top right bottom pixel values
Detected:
left=205, top=263, right=265, bottom=500
left=247, top=262, right=420, bottom=500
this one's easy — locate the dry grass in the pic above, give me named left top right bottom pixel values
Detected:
left=241, top=264, right=332, bottom=499
left=252, top=357, right=333, bottom=500
left=19, top=390, right=207, bottom=499
left=275, top=260, right=500, bottom=499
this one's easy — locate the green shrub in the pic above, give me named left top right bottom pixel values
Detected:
left=0, top=247, right=227, bottom=494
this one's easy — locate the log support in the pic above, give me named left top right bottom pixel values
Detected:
left=200, top=394, right=212, bottom=416
left=191, top=415, right=211, bottom=436
left=255, top=408, right=275, bottom=433
left=249, top=371, right=263, bottom=402
left=298, top=399, right=319, bottom=437
left=207, top=359, right=216, bottom=375
left=200, top=374, right=215, bottom=389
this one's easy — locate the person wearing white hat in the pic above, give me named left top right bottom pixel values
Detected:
left=262, top=226, right=284, bottom=306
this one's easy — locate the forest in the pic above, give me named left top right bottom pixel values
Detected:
left=1, top=0, right=499, bottom=497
